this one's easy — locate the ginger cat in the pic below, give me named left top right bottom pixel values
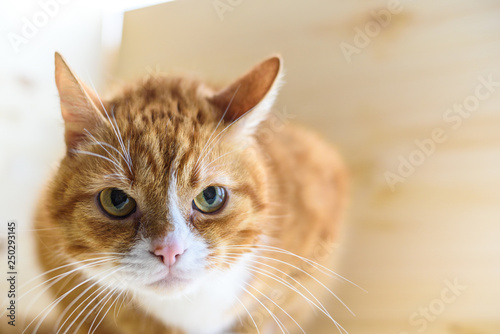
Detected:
left=25, top=53, right=348, bottom=334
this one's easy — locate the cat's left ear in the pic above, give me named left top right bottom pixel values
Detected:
left=208, top=55, right=284, bottom=137
left=54, top=52, right=108, bottom=151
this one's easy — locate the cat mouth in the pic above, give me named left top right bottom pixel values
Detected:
left=147, top=272, right=192, bottom=290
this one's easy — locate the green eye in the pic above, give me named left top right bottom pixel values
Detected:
left=99, top=188, right=136, bottom=218
left=193, top=186, right=227, bottom=213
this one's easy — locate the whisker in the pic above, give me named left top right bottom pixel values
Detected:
left=217, top=258, right=301, bottom=333
left=18, top=257, right=118, bottom=303
left=216, top=254, right=329, bottom=315
left=53, top=263, right=126, bottom=332
left=84, top=129, right=132, bottom=176
left=246, top=280, right=305, bottom=334
left=25, top=266, right=119, bottom=334
left=113, top=289, right=129, bottom=325
left=84, top=74, right=133, bottom=176
left=24, top=270, right=79, bottom=325
left=110, top=107, right=133, bottom=173
left=103, top=173, right=129, bottom=182
left=85, top=253, right=127, bottom=257
left=221, top=251, right=355, bottom=316
left=234, top=294, right=260, bottom=334
left=19, top=256, right=117, bottom=292
left=195, top=96, right=260, bottom=173
left=88, top=267, right=129, bottom=334
left=64, top=283, right=113, bottom=334
left=194, top=85, right=241, bottom=174
left=0, top=257, right=116, bottom=321
left=55, top=283, right=108, bottom=333
left=203, top=147, right=243, bottom=171
left=216, top=256, right=348, bottom=333
left=56, top=282, right=114, bottom=334
left=70, top=149, right=125, bottom=174
left=196, top=161, right=239, bottom=182
left=237, top=283, right=287, bottom=334
left=220, top=244, right=366, bottom=292
left=127, top=138, right=133, bottom=169
left=16, top=227, right=59, bottom=232
left=58, top=267, right=123, bottom=334
left=90, top=285, right=124, bottom=334
left=88, top=286, right=121, bottom=334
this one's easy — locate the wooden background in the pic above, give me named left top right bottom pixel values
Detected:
left=112, top=0, right=500, bottom=333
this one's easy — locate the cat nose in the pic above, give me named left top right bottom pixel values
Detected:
left=152, top=239, right=186, bottom=267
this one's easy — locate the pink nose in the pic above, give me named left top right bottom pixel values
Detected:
left=153, top=239, right=185, bottom=267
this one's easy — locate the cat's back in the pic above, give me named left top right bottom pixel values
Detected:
left=259, top=121, right=348, bottom=250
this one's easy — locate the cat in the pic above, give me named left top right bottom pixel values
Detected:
left=25, top=52, right=348, bottom=334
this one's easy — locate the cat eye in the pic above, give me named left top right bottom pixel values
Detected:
left=193, top=186, right=227, bottom=214
left=98, top=188, right=136, bottom=218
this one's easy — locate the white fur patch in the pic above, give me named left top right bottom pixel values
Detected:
left=115, top=171, right=253, bottom=333
left=133, top=254, right=253, bottom=334
left=167, top=172, right=189, bottom=240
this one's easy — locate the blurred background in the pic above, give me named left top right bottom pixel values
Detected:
left=1, top=0, right=500, bottom=333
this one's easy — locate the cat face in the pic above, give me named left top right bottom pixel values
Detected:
left=47, top=54, right=283, bottom=296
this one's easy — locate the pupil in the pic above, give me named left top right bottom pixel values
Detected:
left=203, top=187, right=217, bottom=205
left=110, top=189, right=128, bottom=208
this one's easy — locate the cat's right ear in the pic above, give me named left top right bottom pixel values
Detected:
left=207, top=56, right=283, bottom=137
left=55, top=52, right=107, bottom=150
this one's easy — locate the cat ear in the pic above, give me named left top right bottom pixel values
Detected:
left=208, top=55, right=283, bottom=136
left=55, top=52, right=107, bottom=150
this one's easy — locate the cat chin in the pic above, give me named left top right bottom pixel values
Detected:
left=135, top=278, right=200, bottom=299
left=139, top=273, right=203, bottom=298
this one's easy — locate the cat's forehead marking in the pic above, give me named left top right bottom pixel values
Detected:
left=106, top=77, right=236, bottom=208
left=167, top=171, right=189, bottom=240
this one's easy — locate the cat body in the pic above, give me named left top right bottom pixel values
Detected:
left=31, top=54, right=348, bottom=334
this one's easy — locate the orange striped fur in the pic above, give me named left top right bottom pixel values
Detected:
left=28, top=53, right=348, bottom=334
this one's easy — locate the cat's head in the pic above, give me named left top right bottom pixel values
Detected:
left=46, top=53, right=283, bottom=296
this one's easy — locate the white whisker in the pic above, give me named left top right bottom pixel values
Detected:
left=234, top=294, right=260, bottom=334
left=110, top=107, right=133, bottom=172
left=53, top=262, right=126, bottom=332
left=246, top=280, right=305, bottom=334
left=59, top=267, right=123, bottom=334
left=55, top=282, right=108, bottom=333
left=25, top=266, right=119, bottom=334
left=217, top=254, right=329, bottom=315
left=195, top=97, right=260, bottom=174
left=65, top=284, right=113, bottom=334
left=238, top=283, right=287, bottom=334
left=89, top=286, right=121, bottom=334
left=216, top=255, right=348, bottom=333
left=84, top=74, right=133, bottom=176
left=19, top=257, right=116, bottom=292
left=19, top=257, right=117, bottom=299
left=71, top=150, right=125, bottom=174
left=221, top=251, right=354, bottom=316
left=84, top=129, right=133, bottom=175
left=220, top=244, right=366, bottom=292
left=194, top=85, right=241, bottom=174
